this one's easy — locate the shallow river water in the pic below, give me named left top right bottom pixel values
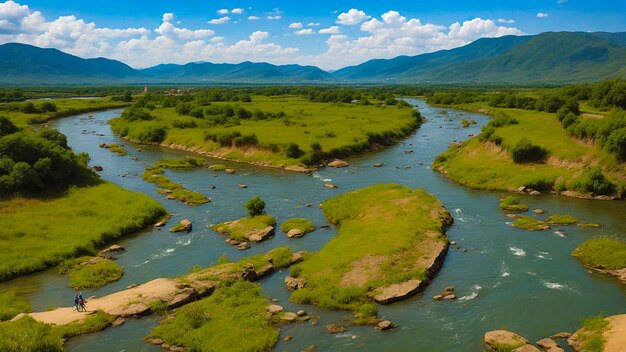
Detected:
left=3, top=99, right=625, bottom=351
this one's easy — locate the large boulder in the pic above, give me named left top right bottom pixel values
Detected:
left=328, top=159, right=349, bottom=168
left=373, top=279, right=425, bottom=304
left=284, top=276, right=307, bottom=290
left=247, top=226, right=275, bottom=242
left=512, top=345, right=541, bottom=352
left=286, top=229, right=304, bottom=238
left=484, top=330, right=528, bottom=351
left=267, top=304, right=284, bottom=315
left=536, top=338, right=559, bottom=350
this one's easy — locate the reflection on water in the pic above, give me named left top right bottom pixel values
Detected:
left=2, top=99, right=624, bottom=351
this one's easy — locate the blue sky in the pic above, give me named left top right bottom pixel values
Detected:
left=1, top=0, right=624, bottom=69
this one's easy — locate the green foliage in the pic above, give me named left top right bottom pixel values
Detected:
left=0, top=290, right=31, bottom=321
left=0, top=316, right=63, bottom=352
left=573, top=238, right=626, bottom=270
left=498, top=196, right=528, bottom=212
left=0, top=116, right=19, bottom=138
left=510, top=137, right=549, bottom=163
left=212, top=215, right=276, bottom=242
left=284, top=142, right=304, bottom=158
left=280, top=218, right=316, bottom=234
left=149, top=281, right=279, bottom=352
left=512, top=216, right=549, bottom=231
left=148, top=300, right=169, bottom=314
left=578, top=313, right=609, bottom=352
left=0, top=183, right=166, bottom=281
left=59, top=256, right=124, bottom=289
left=244, top=196, right=265, bottom=217
left=142, top=158, right=209, bottom=205
left=546, top=214, right=578, bottom=225
left=572, top=167, right=616, bottom=195
left=52, top=311, right=115, bottom=338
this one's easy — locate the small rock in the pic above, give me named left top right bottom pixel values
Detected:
left=166, top=195, right=175, bottom=200
left=170, top=219, right=192, bottom=233
left=320, top=225, right=330, bottom=229
left=271, top=298, right=279, bottom=302
left=131, top=156, right=137, bottom=161
left=512, top=345, right=541, bottom=352
left=287, top=229, right=304, bottom=238
left=529, top=190, right=541, bottom=196
left=433, top=294, right=443, bottom=301
left=404, top=150, right=413, bottom=154
left=450, top=241, right=456, bottom=246
left=305, top=203, right=313, bottom=207
left=92, top=165, right=103, bottom=172
left=284, top=276, right=307, bottom=290
left=377, top=320, right=394, bottom=330
left=284, top=336, right=292, bottom=342
left=225, top=168, right=236, bottom=174
left=443, top=294, right=457, bottom=300
left=145, top=337, right=164, bottom=345
left=484, top=330, right=529, bottom=351
left=306, top=345, right=316, bottom=351
left=210, top=185, right=216, bottom=189
left=126, top=284, right=139, bottom=289
left=537, top=338, right=559, bottom=350
left=296, top=310, right=306, bottom=316
left=328, top=159, right=349, bottom=168
left=550, top=332, right=571, bottom=339
left=547, top=348, right=565, bottom=352
left=373, top=162, right=384, bottom=167
left=326, top=324, right=347, bottom=334
left=517, top=186, right=527, bottom=193
left=239, top=184, right=248, bottom=188
left=170, top=347, right=185, bottom=352
left=236, top=242, right=250, bottom=250
left=324, top=183, right=338, bottom=189
left=533, top=209, right=545, bottom=214
left=281, top=312, right=298, bottom=322
left=267, top=304, right=284, bottom=314
left=112, top=317, right=125, bottom=327
left=136, top=148, right=142, bottom=152
left=506, top=214, right=520, bottom=219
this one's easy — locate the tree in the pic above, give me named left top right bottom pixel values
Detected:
left=244, top=196, right=265, bottom=217
left=0, top=117, right=19, bottom=138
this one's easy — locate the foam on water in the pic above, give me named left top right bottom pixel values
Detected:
left=541, top=280, right=567, bottom=290
left=151, top=248, right=175, bottom=260
left=554, top=230, right=567, bottom=237
left=176, top=238, right=192, bottom=246
left=500, top=262, right=510, bottom=277
left=509, top=247, right=526, bottom=257
left=458, top=285, right=482, bottom=301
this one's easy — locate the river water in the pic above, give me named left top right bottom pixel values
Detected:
left=3, top=99, right=625, bottom=351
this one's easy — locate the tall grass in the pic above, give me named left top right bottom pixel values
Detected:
left=573, top=238, right=626, bottom=270
left=0, top=290, right=31, bottom=321
left=0, top=183, right=166, bottom=281
left=0, top=316, right=62, bottom=352
left=58, top=256, right=124, bottom=289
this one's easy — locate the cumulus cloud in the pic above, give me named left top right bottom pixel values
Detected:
left=288, top=22, right=303, bottom=29
left=248, top=16, right=260, bottom=20
left=267, top=15, right=281, bottom=20
left=319, top=26, right=340, bottom=34
left=208, top=16, right=230, bottom=24
left=231, top=8, right=244, bottom=15
left=295, top=28, right=314, bottom=35
left=217, top=9, right=229, bottom=15
left=336, top=8, right=371, bottom=25
left=497, top=18, right=515, bottom=24
left=307, top=22, right=320, bottom=27
left=537, top=12, right=549, bottom=18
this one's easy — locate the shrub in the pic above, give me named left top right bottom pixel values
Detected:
left=233, top=134, right=258, bottom=148
left=137, top=126, right=166, bottom=143
left=121, top=108, right=154, bottom=121
left=510, top=138, right=549, bottom=163
left=284, top=142, right=304, bottom=159
left=0, top=116, right=19, bottom=138
left=244, top=196, right=265, bottom=217
left=499, top=196, right=528, bottom=212
left=572, top=167, right=616, bottom=195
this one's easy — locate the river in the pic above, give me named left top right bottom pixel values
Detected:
left=3, top=98, right=625, bottom=351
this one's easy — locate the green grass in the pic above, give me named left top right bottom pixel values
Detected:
left=546, top=214, right=578, bottom=225
left=499, top=196, right=529, bottom=212
left=143, top=158, right=209, bottom=205
left=106, top=144, right=126, bottom=156
left=288, top=184, right=452, bottom=321
left=0, top=290, right=31, bottom=321
left=211, top=215, right=276, bottom=242
left=0, top=97, right=130, bottom=128
left=148, top=300, right=169, bottom=314
left=280, top=218, right=316, bottom=234
left=208, top=164, right=227, bottom=171
left=578, top=314, right=610, bottom=352
left=52, top=310, right=115, bottom=338
left=512, top=216, right=550, bottom=231
left=0, top=182, right=166, bottom=281
left=110, top=95, right=420, bottom=168
left=573, top=238, right=626, bottom=270
left=58, top=256, right=124, bottom=289
left=0, top=316, right=63, bottom=352
left=148, top=281, right=279, bottom=352
left=432, top=103, right=626, bottom=194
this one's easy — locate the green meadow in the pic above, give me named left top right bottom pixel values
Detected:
left=110, top=95, right=421, bottom=168
left=0, top=183, right=165, bottom=281
left=288, top=184, right=452, bottom=322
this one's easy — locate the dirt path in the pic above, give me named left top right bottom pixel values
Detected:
left=22, top=278, right=196, bottom=325
left=604, top=314, right=626, bottom=352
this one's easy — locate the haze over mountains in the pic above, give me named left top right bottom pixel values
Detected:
left=1, top=31, right=625, bottom=85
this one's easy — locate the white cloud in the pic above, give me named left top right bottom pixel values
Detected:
left=537, top=12, right=549, bottom=18
left=319, top=26, right=340, bottom=34
left=210, top=36, right=224, bottom=43
left=231, top=8, right=244, bottom=15
left=295, top=28, right=314, bottom=36
left=288, top=22, right=302, bottom=29
left=557, top=0, right=568, bottom=3
left=266, top=8, right=283, bottom=21
left=267, top=15, right=282, bottom=20
left=307, top=22, right=320, bottom=27
left=248, top=16, right=260, bottom=20
left=162, top=13, right=175, bottom=23
left=208, top=16, right=230, bottom=24
left=217, top=9, right=229, bottom=15
left=336, top=8, right=371, bottom=25
left=497, top=18, right=515, bottom=24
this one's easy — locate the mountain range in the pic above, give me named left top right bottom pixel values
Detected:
left=1, top=31, right=625, bottom=85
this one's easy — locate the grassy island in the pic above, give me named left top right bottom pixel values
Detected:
left=288, top=184, right=452, bottom=322
left=59, top=256, right=124, bottom=289
left=110, top=92, right=422, bottom=169
left=431, top=80, right=626, bottom=198
left=573, top=238, right=626, bottom=271
left=142, top=157, right=210, bottom=205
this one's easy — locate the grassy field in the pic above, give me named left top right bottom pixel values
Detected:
left=110, top=95, right=421, bottom=168
left=432, top=102, right=626, bottom=195
left=288, top=184, right=452, bottom=322
left=572, top=238, right=626, bottom=270
left=0, top=97, right=130, bottom=128
left=0, top=183, right=166, bottom=281
left=0, top=290, right=31, bottom=321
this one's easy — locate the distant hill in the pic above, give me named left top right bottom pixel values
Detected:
left=334, top=32, right=626, bottom=84
left=0, top=31, right=625, bottom=85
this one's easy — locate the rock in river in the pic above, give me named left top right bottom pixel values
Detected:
left=328, top=159, right=349, bottom=168
left=484, top=330, right=528, bottom=351
left=169, top=219, right=192, bottom=233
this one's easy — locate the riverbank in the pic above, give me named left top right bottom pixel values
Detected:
left=432, top=103, right=626, bottom=199
left=109, top=95, right=422, bottom=170
left=287, top=184, right=453, bottom=323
